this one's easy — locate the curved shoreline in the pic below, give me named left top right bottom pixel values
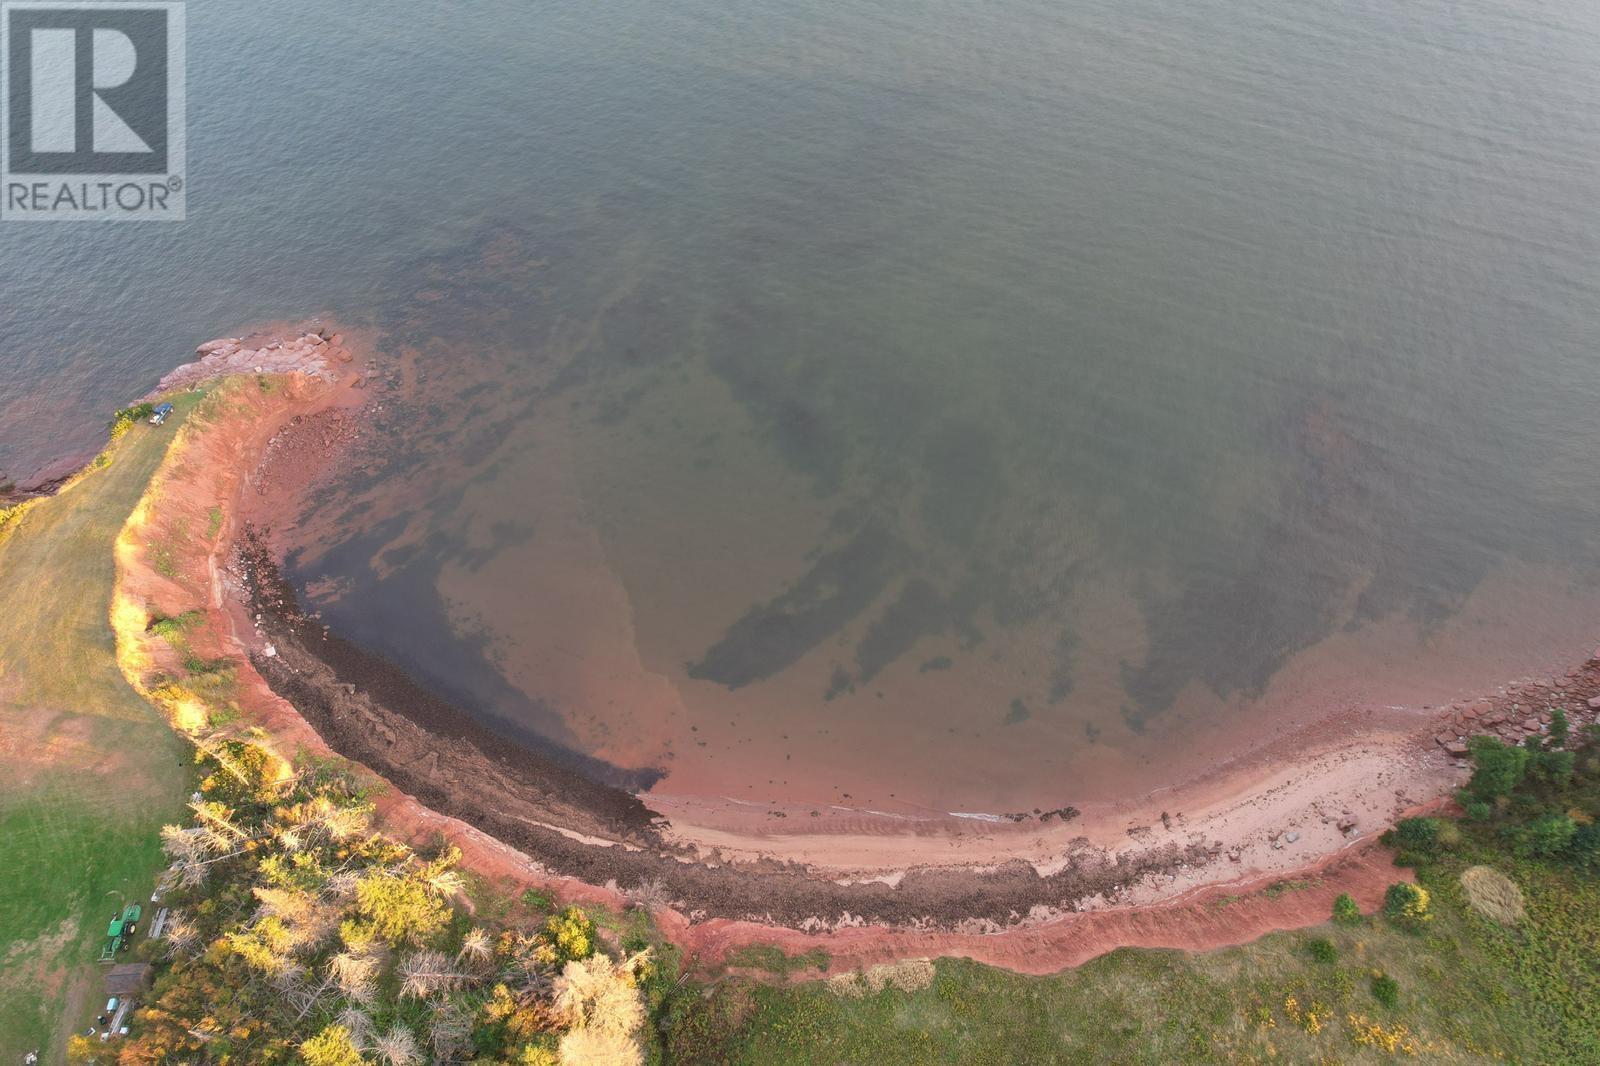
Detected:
left=105, top=326, right=1600, bottom=974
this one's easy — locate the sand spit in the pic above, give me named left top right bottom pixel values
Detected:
left=108, top=327, right=1600, bottom=976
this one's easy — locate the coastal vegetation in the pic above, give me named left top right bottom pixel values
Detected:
left=77, top=691, right=1600, bottom=1063
left=93, top=737, right=664, bottom=1064
left=108, top=404, right=156, bottom=441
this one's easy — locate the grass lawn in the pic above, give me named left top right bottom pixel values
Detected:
left=0, top=398, right=196, bottom=1062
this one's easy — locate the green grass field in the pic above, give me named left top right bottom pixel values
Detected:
left=0, top=399, right=195, bottom=1061
left=668, top=872, right=1560, bottom=1064
left=665, top=819, right=1600, bottom=1064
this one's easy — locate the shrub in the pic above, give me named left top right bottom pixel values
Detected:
left=1385, top=816, right=1453, bottom=864
left=1459, top=865, right=1525, bottom=924
left=0, top=499, right=34, bottom=537
left=553, top=950, right=650, bottom=1065
left=1305, top=937, right=1338, bottom=964
left=1331, top=893, right=1363, bottom=926
left=301, top=1024, right=366, bottom=1066
left=109, top=402, right=155, bottom=440
left=149, top=609, right=205, bottom=639
left=1383, top=882, right=1431, bottom=929
left=1506, top=814, right=1576, bottom=859
left=1571, top=822, right=1600, bottom=871
left=1387, top=817, right=1441, bottom=853
left=1466, top=737, right=1530, bottom=801
left=1348, top=1013, right=1420, bottom=1054
left=1550, top=707, right=1570, bottom=748
left=1370, top=973, right=1400, bottom=1009
left=1533, top=749, right=1577, bottom=789
left=543, top=906, right=597, bottom=963
left=354, top=871, right=451, bottom=946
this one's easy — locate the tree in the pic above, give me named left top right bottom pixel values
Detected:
left=1390, top=817, right=1441, bottom=852
left=253, top=885, right=340, bottom=954
left=1383, top=882, right=1431, bottom=929
left=1532, top=749, right=1577, bottom=789
left=335, top=1006, right=376, bottom=1048
left=398, top=949, right=467, bottom=1000
left=1466, top=737, right=1530, bottom=801
left=554, top=950, right=651, bottom=1066
left=1550, top=708, right=1570, bottom=749
left=559, top=1027, right=643, bottom=1066
left=373, top=1025, right=424, bottom=1066
left=458, top=925, right=493, bottom=968
left=1571, top=822, right=1600, bottom=871
left=543, top=906, right=598, bottom=963
left=1385, top=816, right=1446, bottom=864
left=301, top=1023, right=370, bottom=1066
left=197, top=736, right=279, bottom=806
left=329, top=949, right=382, bottom=1003
left=161, top=821, right=251, bottom=888
left=1507, top=814, right=1576, bottom=858
left=1370, top=973, right=1400, bottom=1008
left=427, top=1001, right=475, bottom=1062
left=355, top=871, right=450, bottom=946
left=1332, top=893, right=1362, bottom=925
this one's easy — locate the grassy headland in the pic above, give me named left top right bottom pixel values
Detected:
left=0, top=398, right=195, bottom=1060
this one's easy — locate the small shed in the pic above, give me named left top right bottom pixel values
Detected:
left=104, top=963, right=151, bottom=998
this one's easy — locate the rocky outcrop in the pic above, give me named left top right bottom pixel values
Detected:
left=1431, top=655, right=1600, bottom=758
left=151, top=325, right=354, bottom=395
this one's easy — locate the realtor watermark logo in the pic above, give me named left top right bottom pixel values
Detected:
left=1, top=2, right=184, bottom=220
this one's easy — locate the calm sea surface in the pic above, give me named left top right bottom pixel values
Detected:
left=7, top=1, right=1600, bottom=809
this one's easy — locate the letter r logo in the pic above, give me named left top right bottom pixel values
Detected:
left=30, top=26, right=152, bottom=153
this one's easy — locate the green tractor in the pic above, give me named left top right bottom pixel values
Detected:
left=98, top=916, right=125, bottom=962
left=97, top=903, right=143, bottom=962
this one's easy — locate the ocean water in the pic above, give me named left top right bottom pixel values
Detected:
left=7, top=0, right=1600, bottom=811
